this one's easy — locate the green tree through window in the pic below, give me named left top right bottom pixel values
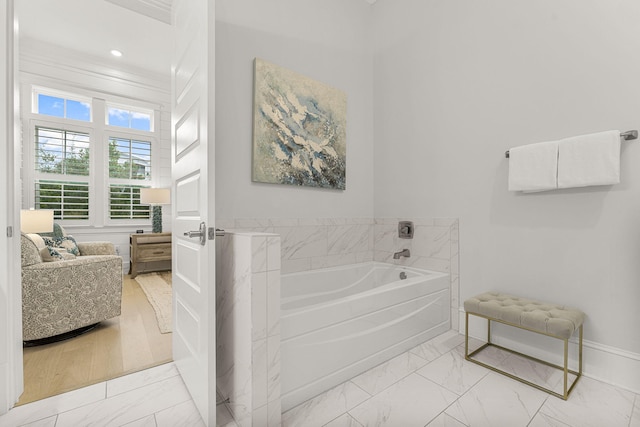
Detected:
left=36, top=180, right=89, bottom=220
left=36, top=127, right=90, bottom=176
left=109, top=138, right=151, bottom=180
left=35, top=129, right=151, bottom=220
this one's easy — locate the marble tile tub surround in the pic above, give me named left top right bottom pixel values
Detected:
left=216, top=232, right=281, bottom=427
left=374, top=218, right=460, bottom=330
left=216, top=218, right=375, bottom=274
left=217, top=217, right=460, bottom=329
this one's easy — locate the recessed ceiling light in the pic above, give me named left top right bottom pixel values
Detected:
left=110, top=50, right=123, bottom=57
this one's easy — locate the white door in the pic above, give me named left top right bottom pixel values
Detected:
left=171, top=0, right=216, bottom=424
left=0, top=0, right=23, bottom=415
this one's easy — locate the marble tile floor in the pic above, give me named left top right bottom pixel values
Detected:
left=3, top=331, right=640, bottom=427
left=0, top=362, right=205, bottom=427
left=281, top=330, right=640, bottom=427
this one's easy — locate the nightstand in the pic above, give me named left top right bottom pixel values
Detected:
left=129, top=232, right=172, bottom=278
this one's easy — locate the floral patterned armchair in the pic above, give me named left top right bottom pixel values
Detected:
left=20, top=230, right=123, bottom=342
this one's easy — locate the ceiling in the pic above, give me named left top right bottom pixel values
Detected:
left=16, top=0, right=377, bottom=76
left=16, top=0, right=173, bottom=75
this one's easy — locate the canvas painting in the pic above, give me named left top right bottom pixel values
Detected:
left=252, top=58, right=347, bottom=190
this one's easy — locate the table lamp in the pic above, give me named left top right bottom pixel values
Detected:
left=140, top=188, right=171, bottom=233
left=20, top=209, right=54, bottom=233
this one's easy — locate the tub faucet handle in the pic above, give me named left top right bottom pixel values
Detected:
left=398, top=221, right=414, bottom=239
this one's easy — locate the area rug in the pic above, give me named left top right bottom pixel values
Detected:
left=134, top=271, right=172, bottom=334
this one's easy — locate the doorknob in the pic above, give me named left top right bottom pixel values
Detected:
left=184, top=221, right=206, bottom=246
left=206, top=228, right=226, bottom=240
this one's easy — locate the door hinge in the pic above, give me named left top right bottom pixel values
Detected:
left=6, top=226, right=13, bottom=238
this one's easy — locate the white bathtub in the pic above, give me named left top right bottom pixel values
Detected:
left=280, top=261, right=450, bottom=411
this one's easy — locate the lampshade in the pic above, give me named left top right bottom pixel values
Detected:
left=20, top=209, right=54, bottom=233
left=140, top=188, right=171, bottom=205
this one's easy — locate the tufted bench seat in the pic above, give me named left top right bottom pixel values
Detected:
left=464, top=292, right=584, bottom=400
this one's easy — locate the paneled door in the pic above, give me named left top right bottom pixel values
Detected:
left=171, top=0, right=216, bottom=424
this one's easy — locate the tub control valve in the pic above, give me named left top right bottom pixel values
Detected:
left=398, top=221, right=414, bottom=239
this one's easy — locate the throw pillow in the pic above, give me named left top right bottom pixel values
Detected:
left=39, top=223, right=65, bottom=238
left=42, top=235, right=80, bottom=256
left=55, top=236, right=80, bottom=256
left=40, top=246, right=64, bottom=262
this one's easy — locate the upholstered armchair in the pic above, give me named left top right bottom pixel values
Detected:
left=20, top=231, right=123, bottom=342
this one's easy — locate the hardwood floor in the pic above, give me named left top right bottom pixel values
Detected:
left=18, top=274, right=173, bottom=406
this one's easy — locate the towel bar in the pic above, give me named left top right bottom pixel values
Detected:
left=505, top=130, right=637, bottom=158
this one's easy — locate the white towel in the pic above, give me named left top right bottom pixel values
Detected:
left=557, top=130, right=621, bottom=189
left=508, top=140, right=559, bottom=192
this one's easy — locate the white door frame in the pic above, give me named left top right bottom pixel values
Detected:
left=1, top=0, right=217, bottom=417
left=0, top=0, right=24, bottom=415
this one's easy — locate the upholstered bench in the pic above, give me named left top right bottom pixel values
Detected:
left=464, top=292, right=585, bottom=400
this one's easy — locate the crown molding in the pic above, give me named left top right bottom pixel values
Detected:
left=19, top=37, right=170, bottom=104
left=104, top=0, right=172, bottom=24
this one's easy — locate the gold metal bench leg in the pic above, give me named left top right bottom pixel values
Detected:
left=579, top=324, right=583, bottom=375
left=465, top=311, right=469, bottom=357
left=464, top=311, right=583, bottom=400
left=563, top=338, right=569, bottom=399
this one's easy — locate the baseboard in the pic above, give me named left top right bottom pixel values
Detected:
left=0, top=361, right=8, bottom=415
left=458, top=308, right=640, bottom=394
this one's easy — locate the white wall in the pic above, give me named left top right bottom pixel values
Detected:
left=372, top=0, right=640, bottom=360
left=215, top=0, right=374, bottom=220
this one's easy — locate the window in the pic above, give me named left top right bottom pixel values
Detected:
left=33, top=126, right=91, bottom=220
left=35, top=127, right=90, bottom=176
left=108, top=137, right=152, bottom=220
left=109, top=185, right=150, bottom=220
left=35, top=180, right=90, bottom=220
left=35, top=89, right=91, bottom=122
left=107, top=105, right=152, bottom=131
left=109, top=138, right=151, bottom=180
left=27, top=87, right=157, bottom=225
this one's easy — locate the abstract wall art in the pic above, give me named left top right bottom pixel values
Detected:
left=252, top=58, right=347, bottom=190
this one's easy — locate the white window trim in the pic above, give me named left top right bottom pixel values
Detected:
left=31, top=85, right=93, bottom=120
left=23, top=84, right=161, bottom=229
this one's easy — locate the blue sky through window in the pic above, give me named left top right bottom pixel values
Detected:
left=108, top=107, right=151, bottom=131
left=38, top=94, right=64, bottom=118
left=38, top=94, right=90, bottom=121
left=109, top=108, right=130, bottom=128
left=131, top=113, right=151, bottom=131
left=66, top=100, right=91, bottom=121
